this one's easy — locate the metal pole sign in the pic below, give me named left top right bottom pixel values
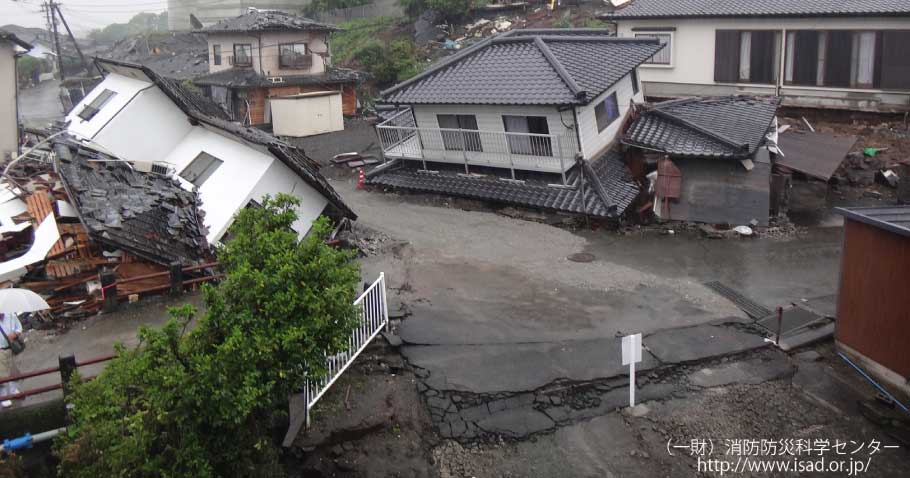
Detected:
left=621, top=333, right=642, bottom=408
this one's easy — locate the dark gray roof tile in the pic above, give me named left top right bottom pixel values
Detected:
left=607, top=0, right=910, bottom=19
left=197, top=10, right=338, bottom=33
left=194, top=66, right=366, bottom=88
left=624, top=96, right=780, bottom=159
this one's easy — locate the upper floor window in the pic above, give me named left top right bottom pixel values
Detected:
left=77, top=89, right=116, bottom=121
left=233, top=44, right=252, bottom=67
left=634, top=32, right=672, bottom=66
left=595, top=92, right=620, bottom=133
left=181, top=152, right=223, bottom=187
left=784, top=30, right=910, bottom=90
left=631, top=69, right=640, bottom=95
left=213, top=45, right=222, bottom=66
left=714, top=30, right=781, bottom=85
left=279, top=43, right=312, bottom=69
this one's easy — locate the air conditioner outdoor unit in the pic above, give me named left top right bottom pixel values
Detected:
left=132, top=161, right=173, bottom=176
left=268, top=76, right=285, bottom=84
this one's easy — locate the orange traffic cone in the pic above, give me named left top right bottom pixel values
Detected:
left=357, top=168, right=365, bottom=190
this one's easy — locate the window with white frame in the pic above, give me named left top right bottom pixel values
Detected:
left=180, top=152, right=223, bottom=187
left=634, top=32, right=672, bottom=65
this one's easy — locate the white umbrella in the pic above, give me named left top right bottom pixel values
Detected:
left=0, top=288, right=50, bottom=314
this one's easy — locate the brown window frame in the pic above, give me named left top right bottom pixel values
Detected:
left=233, top=43, right=252, bottom=67
left=278, top=42, right=311, bottom=69
left=213, top=45, right=222, bottom=66
left=713, top=30, right=780, bottom=85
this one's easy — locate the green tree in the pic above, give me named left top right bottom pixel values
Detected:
left=56, top=195, right=361, bottom=477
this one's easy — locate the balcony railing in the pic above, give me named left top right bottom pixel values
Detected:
left=376, top=109, right=578, bottom=180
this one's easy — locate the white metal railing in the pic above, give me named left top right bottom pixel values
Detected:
left=300, top=272, right=389, bottom=426
left=376, top=123, right=578, bottom=177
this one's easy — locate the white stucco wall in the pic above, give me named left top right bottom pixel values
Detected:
left=615, top=17, right=910, bottom=110
left=0, top=42, right=17, bottom=160
left=207, top=31, right=329, bottom=76
left=65, top=74, right=156, bottom=141
left=92, top=87, right=195, bottom=164
left=575, top=72, right=641, bottom=160
left=244, top=157, right=329, bottom=236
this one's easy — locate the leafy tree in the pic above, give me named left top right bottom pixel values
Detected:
left=56, top=195, right=361, bottom=477
left=87, top=11, right=169, bottom=44
left=399, top=0, right=473, bottom=22
left=16, top=56, right=45, bottom=86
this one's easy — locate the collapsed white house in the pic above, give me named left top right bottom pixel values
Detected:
left=64, top=58, right=355, bottom=243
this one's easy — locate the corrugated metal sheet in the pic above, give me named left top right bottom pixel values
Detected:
left=777, top=132, right=857, bottom=181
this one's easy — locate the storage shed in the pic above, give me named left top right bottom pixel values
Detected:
left=835, top=206, right=910, bottom=394
left=270, top=91, right=344, bottom=137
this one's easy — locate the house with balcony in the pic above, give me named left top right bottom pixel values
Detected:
left=604, top=0, right=910, bottom=112
left=368, top=29, right=664, bottom=219
left=193, top=8, right=364, bottom=135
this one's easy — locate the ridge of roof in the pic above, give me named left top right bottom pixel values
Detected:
left=195, top=9, right=339, bottom=33
left=380, top=29, right=661, bottom=105
left=649, top=102, right=750, bottom=152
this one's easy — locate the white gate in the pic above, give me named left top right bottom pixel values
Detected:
left=284, top=273, right=389, bottom=444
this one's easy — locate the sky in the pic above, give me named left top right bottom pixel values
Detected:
left=3, top=0, right=168, bottom=35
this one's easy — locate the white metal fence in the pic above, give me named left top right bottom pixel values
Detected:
left=299, top=272, right=389, bottom=427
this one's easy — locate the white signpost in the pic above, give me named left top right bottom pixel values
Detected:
left=621, top=333, right=642, bottom=408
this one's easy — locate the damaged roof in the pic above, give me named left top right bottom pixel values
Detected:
left=193, top=66, right=366, bottom=88
left=196, top=10, right=339, bottom=34
left=367, top=152, right=639, bottom=218
left=0, top=29, right=33, bottom=50
left=94, top=58, right=356, bottom=220
left=381, top=29, right=663, bottom=106
left=54, top=138, right=210, bottom=265
left=624, top=96, right=780, bottom=159
left=606, top=0, right=910, bottom=19
left=836, top=206, right=910, bottom=237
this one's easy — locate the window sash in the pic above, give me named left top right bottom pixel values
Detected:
left=233, top=44, right=252, bottom=66
left=635, top=33, right=671, bottom=65
left=437, top=114, right=481, bottom=152
left=181, top=152, right=223, bottom=186
left=213, top=45, right=221, bottom=66
left=77, top=89, right=116, bottom=121
left=279, top=43, right=310, bottom=69
left=595, top=93, right=620, bottom=133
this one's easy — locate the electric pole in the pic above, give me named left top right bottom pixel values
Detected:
left=53, top=3, right=94, bottom=76
left=47, top=0, right=65, bottom=80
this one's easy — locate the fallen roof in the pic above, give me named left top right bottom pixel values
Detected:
left=196, top=10, right=339, bottom=33
left=54, top=138, right=210, bottom=265
left=624, top=96, right=780, bottom=159
left=193, top=66, right=366, bottom=88
left=94, top=58, right=356, bottom=220
left=605, top=0, right=910, bottom=19
left=0, top=29, right=33, bottom=50
left=776, top=132, right=857, bottom=181
left=836, top=206, right=910, bottom=237
left=366, top=152, right=639, bottom=218
left=380, top=29, right=664, bottom=106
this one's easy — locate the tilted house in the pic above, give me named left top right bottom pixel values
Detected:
left=604, top=0, right=910, bottom=112
left=192, top=9, right=364, bottom=135
left=64, top=58, right=355, bottom=244
left=624, top=96, right=780, bottom=226
left=369, top=29, right=664, bottom=219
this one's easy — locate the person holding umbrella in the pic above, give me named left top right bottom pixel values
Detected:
left=0, top=288, right=49, bottom=408
left=0, top=311, right=23, bottom=408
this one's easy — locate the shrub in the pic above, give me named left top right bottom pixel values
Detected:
left=56, top=194, right=361, bottom=477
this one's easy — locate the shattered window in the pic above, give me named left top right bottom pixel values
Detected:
left=77, top=89, right=116, bottom=121
left=180, top=152, right=223, bottom=187
left=233, top=44, right=252, bottom=66
left=279, top=43, right=311, bottom=69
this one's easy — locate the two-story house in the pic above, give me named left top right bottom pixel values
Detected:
left=193, top=8, right=364, bottom=135
left=604, top=0, right=910, bottom=112
left=368, top=29, right=663, bottom=219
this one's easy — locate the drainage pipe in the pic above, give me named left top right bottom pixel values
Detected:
left=837, top=352, right=910, bottom=414
left=0, top=427, right=66, bottom=453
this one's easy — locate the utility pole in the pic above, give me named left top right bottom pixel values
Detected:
left=53, top=3, right=95, bottom=76
left=47, top=0, right=65, bottom=80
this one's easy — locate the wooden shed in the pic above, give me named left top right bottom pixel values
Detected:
left=835, top=206, right=910, bottom=393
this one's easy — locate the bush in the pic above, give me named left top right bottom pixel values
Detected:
left=351, top=38, right=421, bottom=85
left=56, top=195, right=361, bottom=477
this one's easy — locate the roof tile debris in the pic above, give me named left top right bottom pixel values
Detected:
left=836, top=206, right=910, bottom=237
left=54, top=139, right=210, bottom=265
left=193, top=66, right=366, bottom=88
left=606, top=0, right=910, bottom=19
left=197, top=9, right=339, bottom=33
left=624, top=96, right=780, bottom=159
left=381, top=29, right=664, bottom=106
left=367, top=152, right=639, bottom=218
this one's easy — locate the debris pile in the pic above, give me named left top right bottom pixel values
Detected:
left=0, top=135, right=217, bottom=326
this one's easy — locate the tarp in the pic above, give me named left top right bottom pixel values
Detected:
left=777, top=132, right=857, bottom=181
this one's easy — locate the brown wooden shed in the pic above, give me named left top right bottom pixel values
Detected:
left=835, top=206, right=910, bottom=393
